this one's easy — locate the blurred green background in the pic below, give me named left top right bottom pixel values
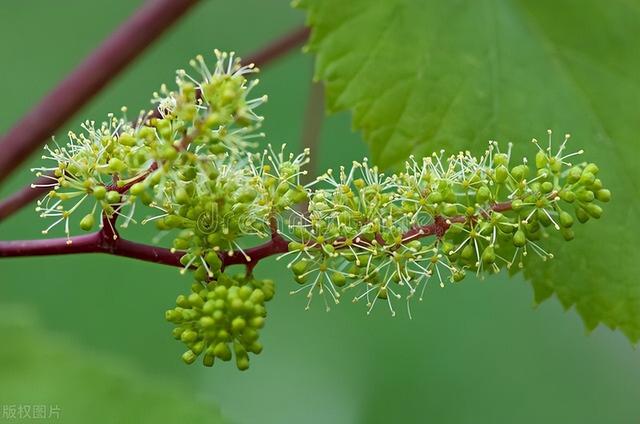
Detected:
left=0, top=1, right=638, bottom=423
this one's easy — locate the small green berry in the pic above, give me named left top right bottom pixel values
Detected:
left=106, top=190, right=120, bottom=204
left=596, top=189, right=611, bottom=202
left=79, top=213, right=95, bottom=231
left=92, top=185, right=107, bottom=200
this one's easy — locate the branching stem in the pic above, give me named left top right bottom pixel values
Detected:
left=0, top=201, right=514, bottom=272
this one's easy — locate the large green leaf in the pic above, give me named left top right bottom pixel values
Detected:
left=297, top=0, right=640, bottom=341
left=0, top=304, right=227, bottom=424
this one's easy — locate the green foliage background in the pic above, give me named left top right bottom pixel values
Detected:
left=0, top=1, right=638, bottom=423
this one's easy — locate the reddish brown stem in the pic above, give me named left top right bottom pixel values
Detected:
left=0, top=175, right=50, bottom=221
left=0, top=25, right=310, bottom=223
left=0, top=230, right=284, bottom=270
left=0, top=200, right=515, bottom=272
left=0, top=230, right=183, bottom=268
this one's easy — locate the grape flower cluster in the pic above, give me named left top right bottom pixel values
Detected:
left=284, top=134, right=609, bottom=317
left=32, top=50, right=610, bottom=370
left=166, top=273, right=274, bottom=369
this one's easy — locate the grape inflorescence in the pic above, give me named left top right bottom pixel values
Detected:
left=32, top=50, right=609, bottom=370
left=283, top=134, right=609, bottom=317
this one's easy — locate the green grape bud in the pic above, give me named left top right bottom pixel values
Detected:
left=202, top=300, right=216, bottom=315
left=118, top=133, right=137, bottom=147
left=199, top=316, right=215, bottom=328
left=481, top=245, right=495, bottom=264
left=332, top=272, right=347, bottom=287
left=495, top=165, right=508, bottom=183
left=172, top=327, right=185, bottom=340
left=231, top=317, right=246, bottom=333
left=79, top=213, right=95, bottom=231
left=406, top=240, right=422, bottom=251
left=290, top=188, right=308, bottom=204
left=513, top=229, right=526, bottom=247
left=559, top=190, right=576, bottom=203
left=175, top=188, right=190, bottom=205
left=560, top=227, right=575, bottom=241
left=535, top=151, right=547, bottom=169
left=567, top=167, right=582, bottom=184
left=584, top=163, right=599, bottom=175
left=182, top=350, right=197, bottom=365
left=165, top=309, right=182, bottom=323
left=106, top=190, right=120, bottom=204
left=213, top=342, right=232, bottom=361
left=130, top=182, right=145, bottom=196
left=442, top=203, right=458, bottom=216
left=590, top=178, right=603, bottom=191
left=179, top=167, right=197, bottom=181
left=192, top=341, right=205, bottom=355
left=251, top=290, right=266, bottom=306
left=537, top=208, right=551, bottom=226
left=193, top=266, right=207, bottom=282
left=585, top=203, right=603, bottom=219
left=511, top=165, right=529, bottom=181
left=108, top=158, right=126, bottom=173
left=548, top=157, right=562, bottom=173
left=288, top=242, right=304, bottom=251
left=494, top=153, right=509, bottom=166
left=596, top=189, right=611, bottom=202
left=579, top=172, right=595, bottom=185
left=291, top=260, right=308, bottom=275
left=247, top=341, right=263, bottom=354
left=461, top=243, right=474, bottom=260
left=238, top=285, right=252, bottom=301
left=93, top=185, right=107, bottom=200
left=188, top=293, right=204, bottom=307
left=476, top=186, right=491, bottom=203
left=377, top=287, right=388, bottom=299
left=276, top=181, right=290, bottom=196
left=230, top=298, right=244, bottom=313
left=441, top=241, right=455, bottom=255
left=213, top=285, right=228, bottom=299
left=176, top=294, right=190, bottom=308
left=237, top=189, right=258, bottom=203
left=577, top=190, right=594, bottom=202
left=575, top=207, right=590, bottom=223
left=559, top=211, right=574, bottom=228
left=202, top=354, right=215, bottom=367
left=541, top=181, right=554, bottom=193
left=181, top=330, right=198, bottom=343
left=427, top=191, right=443, bottom=204
left=205, top=251, right=222, bottom=272
left=160, top=146, right=178, bottom=161
left=249, top=316, right=265, bottom=329
left=242, top=328, right=259, bottom=343
left=138, top=126, right=154, bottom=141
left=511, top=199, right=523, bottom=211
left=236, top=354, right=250, bottom=371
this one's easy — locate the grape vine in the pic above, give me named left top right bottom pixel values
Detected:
left=18, top=51, right=610, bottom=369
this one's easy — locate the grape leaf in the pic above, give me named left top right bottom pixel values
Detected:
left=0, top=304, right=227, bottom=423
left=297, top=0, right=640, bottom=341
